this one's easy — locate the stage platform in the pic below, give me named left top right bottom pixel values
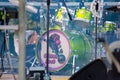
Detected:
left=0, top=74, right=70, bottom=80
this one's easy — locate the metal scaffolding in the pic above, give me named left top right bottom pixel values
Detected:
left=18, top=0, right=26, bottom=80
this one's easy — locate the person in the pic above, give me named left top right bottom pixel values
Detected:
left=14, top=30, right=39, bottom=55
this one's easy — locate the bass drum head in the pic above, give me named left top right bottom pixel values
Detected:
left=51, top=31, right=94, bottom=75
left=37, top=29, right=71, bottom=72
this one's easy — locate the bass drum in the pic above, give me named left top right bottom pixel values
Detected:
left=52, top=30, right=94, bottom=75
left=37, top=29, right=71, bottom=72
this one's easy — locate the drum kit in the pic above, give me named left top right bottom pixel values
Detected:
left=23, top=1, right=120, bottom=75
left=35, top=2, right=95, bottom=75
left=1, top=0, right=119, bottom=78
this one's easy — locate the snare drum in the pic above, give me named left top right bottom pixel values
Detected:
left=103, top=21, right=116, bottom=32
left=37, top=29, right=71, bottom=72
left=73, top=7, right=92, bottom=28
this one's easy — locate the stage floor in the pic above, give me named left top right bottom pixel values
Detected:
left=0, top=74, right=70, bottom=80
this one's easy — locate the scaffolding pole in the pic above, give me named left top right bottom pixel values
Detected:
left=18, top=0, right=26, bottom=80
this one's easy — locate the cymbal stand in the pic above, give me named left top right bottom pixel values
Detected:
left=72, top=55, right=78, bottom=74
left=94, top=0, right=104, bottom=59
left=3, top=8, right=16, bottom=80
left=94, top=16, right=98, bottom=59
left=94, top=0, right=99, bottom=59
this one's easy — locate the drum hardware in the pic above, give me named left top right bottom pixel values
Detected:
left=28, top=67, right=45, bottom=80
left=74, top=66, right=80, bottom=73
left=25, top=46, right=40, bottom=68
left=30, top=54, right=39, bottom=67
left=90, top=0, right=104, bottom=59
left=72, top=54, right=78, bottom=74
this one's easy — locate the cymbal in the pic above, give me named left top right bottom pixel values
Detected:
left=9, top=0, right=37, bottom=13
left=106, top=5, right=120, bottom=12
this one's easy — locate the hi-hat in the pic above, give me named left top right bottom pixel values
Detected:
left=9, top=0, right=37, bottom=13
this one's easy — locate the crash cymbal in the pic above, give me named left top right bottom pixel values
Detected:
left=9, top=0, right=37, bottom=13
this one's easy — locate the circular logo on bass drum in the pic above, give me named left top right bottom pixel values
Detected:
left=38, top=30, right=70, bottom=72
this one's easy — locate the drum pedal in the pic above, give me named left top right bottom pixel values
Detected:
left=28, top=67, right=45, bottom=80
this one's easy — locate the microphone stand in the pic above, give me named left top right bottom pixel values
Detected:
left=62, top=0, right=72, bottom=21
left=3, top=8, right=16, bottom=80
left=44, top=0, right=51, bottom=80
left=94, top=0, right=99, bottom=59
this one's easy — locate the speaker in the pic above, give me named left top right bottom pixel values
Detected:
left=69, top=59, right=109, bottom=80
